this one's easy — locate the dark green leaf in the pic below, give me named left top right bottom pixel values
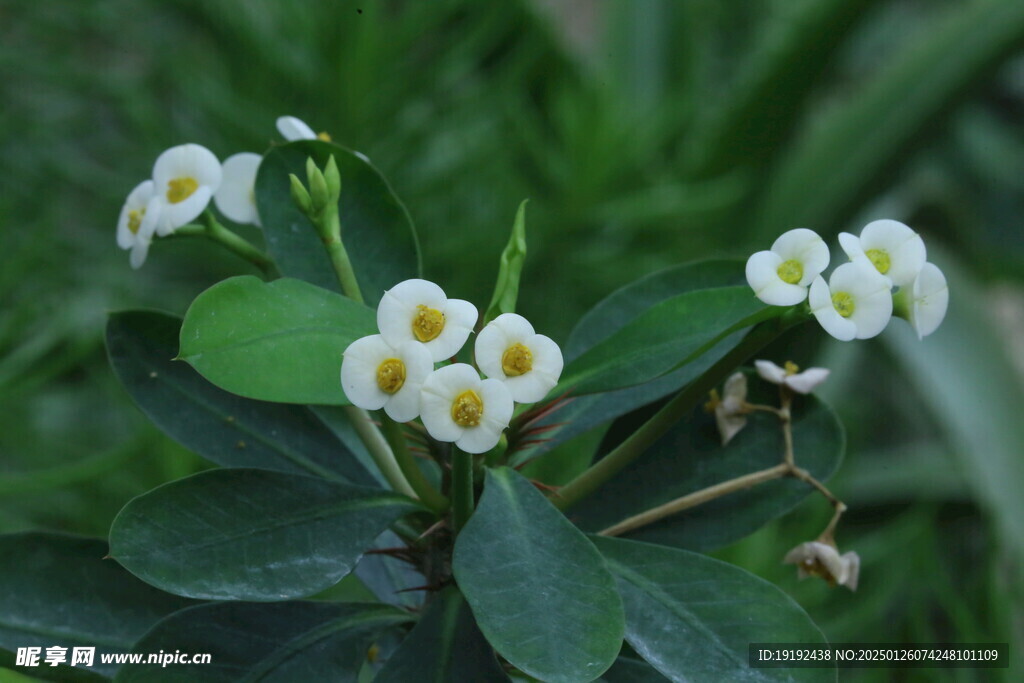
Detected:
left=178, top=276, right=376, bottom=405
left=0, top=533, right=196, bottom=681
left=107, top=310, right=374, bottom=486
left=599, top=656, right=670, bottom=683
left=255, top=140, right=420, bottom=304
left=109, top=469, right=420, bottom=600
left=571, top=375, right=844, bottom=551
left=115, top=601, right=410, bottom=682
left=559, top=285, right=769, bottom=396
left=482, top=200, right=528, bottom=326
left=593, top=537, right=831, bottom=682
left=453, top=468, right=623, bottom=683
left=376, top=588, right=507, bottom=682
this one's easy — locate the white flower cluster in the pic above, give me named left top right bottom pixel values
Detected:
left=341, top=279, right=564, bottom=454
left=116, top=114, right=323, bottom=269
left=746, top=221, right=948, bottom=340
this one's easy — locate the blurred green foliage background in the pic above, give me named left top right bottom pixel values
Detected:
left=1, top=0, right=1023, bottom=679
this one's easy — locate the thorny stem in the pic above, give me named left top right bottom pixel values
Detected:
left=382, top=416, right=449, bottom=513
left=554, top=311, right=805, bottom=512
left=599, top=365, right=847, bottom=538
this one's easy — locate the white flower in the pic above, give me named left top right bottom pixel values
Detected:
left=713, top=372, right=748, bottom=446
left=755, top=360, right=829, bottom=394
left=898, top=262, right=949, bottom=339
left=378, top=279, right=478, bottom=363
left=746, top=228, right=830, bottom=306
left=276, top=115, right=317, bottom=141
left=784, top=541, right=860, bottom=591
left=213, top=152, right=262, bottom=226
left=340, top=335, right=433, bottom=423
left=474, top=314, right=563, bottom=404
left=116, top=181, right=162, bottom=269
left=808, top=263, right=893, bottom=341
left=152, top=143, right=221, bottom=235
left=419, top=364, right=514, bottom=454
left=838, top=219, right=926, bottom=288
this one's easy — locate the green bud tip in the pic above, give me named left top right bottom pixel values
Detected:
left=288, top=174, right=312, bottom=214
left=324, top=155, right=341, bottom=200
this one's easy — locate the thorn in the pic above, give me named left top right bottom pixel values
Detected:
left=417, top=518, right=447, bottom=540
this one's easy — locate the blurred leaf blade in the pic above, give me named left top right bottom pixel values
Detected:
left=754, top=0, right=1024, bottom=238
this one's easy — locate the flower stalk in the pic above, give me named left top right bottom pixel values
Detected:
left=451, top=449, right=474, bottom=534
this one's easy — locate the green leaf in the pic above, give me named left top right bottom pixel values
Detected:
left=882, top=255, right=1024, bottom=560
left=376, top=588, right=507, bottom=682
left=109, top=469, right=421, bottom=600
left=114, top=602, right=411, bottom=682
left=571, top=375, right=844, bottom=551
left=516, top=261, right=748, bottom=464
left=754, top=0, right=1024, bottom=238
left=598, top=656, right=667, bottom=683
left=107, top=310, right=375, bottom=486
left=452, top=468, right=624, bottom=683
left=482, top=200, right=528, bottom=326
left=593, top=537, right=831, bottom=682
left=558, top=284, right=769, bottom=397
left=0, top=533, right=196, bottom=681
left=255, top=140, right=421, bottom=304
left=178, top=276, right=376, bottom=405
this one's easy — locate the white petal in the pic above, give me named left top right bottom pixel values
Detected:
left=152, top=143, right=221, bottom=191
left=156, top=186, right=213, bottom=235
left=722, top=371, right=747, bottom=410
left=754, top=360, right=786, bottom=385
left=340, top=335, right=392, bottom=410
left=502, top=372, right=552, bottom=404
left=384, top=385, right=421, bottom=423
left=849, top=286, right=893, bottom=339
left=746, top=251, right=808, bottom=306
left=419, top=365, right=478, bottom=443
left=715, top=407, right=747, bottom=446
left=771, top=228, right=829, bottom=284
left=478, top=378, right=514, bottom=432
left=455, top=421, right=504, bottom=454
left=474, top=321, right=508, bottom=379
left=129, top=238, right=151, bottom=270
left=117, top=180, right=157, bottom=249
left=860, top=219, right=925, bottom=287
left=214, top=152, right=261, bottom=225
left=840, top=552, right=860, bottom=590
left=380, top=340, right=434, bottom=422
left=785, top=368, right=829, bottom=394
left=809, top=276, right=856, bottom=342
left=428, top=298, right=478, bottom=361
left=911, top=263, right=948, bottom=339
left=377, top=279, right=448, bottom=350
left=276, top=116, right=317, bottom=141
left=837, top=232, right=864, bottom=262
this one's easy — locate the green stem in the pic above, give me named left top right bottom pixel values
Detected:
left=451, top=449, right=474, bottom=534
left=381, top=416, right=449, bottom=513
left=343, top=406, right=416, bottom=499
left=202, top=213, right=277, bottom=277
left=320, top=210, right=364, bottom=304
left=553, top=309, right=808, bottom=511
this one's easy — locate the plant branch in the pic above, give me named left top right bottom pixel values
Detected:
left=451, top=449, right=474, bottom=534
left=202, top=212, right=277, bottom=277
left=381, top=416, right=448, bottom=513
left=343, top=406, right=416, bottom=499
left=553, top=310, right=806, bottom=512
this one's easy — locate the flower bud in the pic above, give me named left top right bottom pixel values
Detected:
left=288, top=174, right=312, bottom=215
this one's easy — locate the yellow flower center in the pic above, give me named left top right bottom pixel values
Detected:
left=831, top=292, right=855, bottom=318
left=412, top=305, right=445, bottom=342
left=776, top=259, right=803, bottom=285
left=375, top=358, right=406, bottom=394
left=451, top=390, right=483, bottom=427
left=166, top=177, right=199, bottom=204
left=317, top=131, right=332, bottom=142
left=865, top=248, right=891, bottom=274
left=128, top=208, right=145, bottom=235
left=501, top=343, right=533, bottom=377
left=784, top=361, right=800, bottom=375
